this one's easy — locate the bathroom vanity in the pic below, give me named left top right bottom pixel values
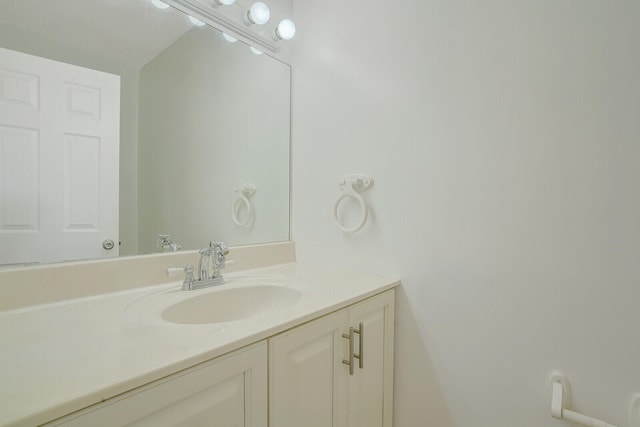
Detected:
left=0, top=243, right=398, bottom=427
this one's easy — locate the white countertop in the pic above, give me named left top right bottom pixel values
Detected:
left=0, top=263, right=398, bottom=426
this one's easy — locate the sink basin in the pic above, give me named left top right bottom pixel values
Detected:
left=161, top=285, right=302, bottom=324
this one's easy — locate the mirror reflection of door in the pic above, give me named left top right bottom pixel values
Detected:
left=0, top=47, right=120, bottom=265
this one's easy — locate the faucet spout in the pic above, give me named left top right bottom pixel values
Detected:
left=198, top=248, right=213, bottom=280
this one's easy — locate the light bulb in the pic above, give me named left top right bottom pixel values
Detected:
left=276, top=19, right=296, bottom=40
left=250, top=47, right=264, bottom=55
left=222, top=33, right=238, bottom=43
left=247, top=2, right=270, bottom=25
left=189, top=16, right=205, bottom=26
left=150, top=0, right=170, bottom=9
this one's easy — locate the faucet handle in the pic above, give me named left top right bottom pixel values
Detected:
left=182, top=264, right=195, bottom=290
left=167, top=265, right=195, bottom=291
left=207, top=241, right=229, bottom=276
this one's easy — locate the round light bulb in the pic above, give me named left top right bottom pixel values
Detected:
left=150, top=0, right=170, bottom=9
left=248, top=2, right=270, bottom=25
left=276, top=19, right=296, bottom=40
left=222, top=33, right=238, bottom=43
left=250, top=47, right=264, bottom=55
left=188, top=16, right=206, bottom=26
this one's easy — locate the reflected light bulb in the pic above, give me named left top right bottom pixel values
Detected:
left=150, top=0, right=170, bottom=9
left=214, top=0, right=236, bottom=4
left=222, top=33, right=238, bottom=43
left=247, top=2, right=270, bottom=25
left=276, top=19, right=296, bottom=40
left=189, top=16, right=206, bottom=26
left=250, top=47, right=264, bottom=55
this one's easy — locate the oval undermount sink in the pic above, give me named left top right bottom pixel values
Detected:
left=161, top=285, right=302, bottom=324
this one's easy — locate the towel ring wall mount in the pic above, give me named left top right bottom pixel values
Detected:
left=333, top=175, right=374, bottom=233
left=232, top=184, right=256, bottom=227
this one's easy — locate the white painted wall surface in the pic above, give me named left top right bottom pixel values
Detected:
left=290, top=1, right=640, bottom=426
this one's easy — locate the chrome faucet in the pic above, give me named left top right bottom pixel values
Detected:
left=181, top=241, right=230, bottom=291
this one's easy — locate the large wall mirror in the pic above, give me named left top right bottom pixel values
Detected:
left=0, top=0, right=291, bottom=266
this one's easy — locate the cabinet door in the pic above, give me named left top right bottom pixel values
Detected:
left=347, top=290, right=395, bottom=427
left=269, top=310, right=348, bottom=427
left=46, top=342, right=267, bottom=427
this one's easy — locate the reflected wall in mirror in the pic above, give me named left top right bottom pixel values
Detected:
left=0, top=0, right=291, bottom=266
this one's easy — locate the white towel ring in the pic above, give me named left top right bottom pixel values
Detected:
left=232, top=185, right=256, bottom=227
left=333, top=175, right=374, bottom=233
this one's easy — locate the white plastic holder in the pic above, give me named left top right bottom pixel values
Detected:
left=629, top=394, right=640, bottom=427
left=551, top=373, right=618, bottom=427
left=333, top=175, right=374, bottom=233
left=232, top=184, right=256, bottom=227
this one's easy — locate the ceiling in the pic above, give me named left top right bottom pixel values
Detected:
left=0, top=0, right=194, bottom=68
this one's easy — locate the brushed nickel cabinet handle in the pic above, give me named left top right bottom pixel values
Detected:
left=342, top=322, right=365, bottom=375
left=355, top=322, right=364, bottom=369
left=342, top=327, right=355, bottom=375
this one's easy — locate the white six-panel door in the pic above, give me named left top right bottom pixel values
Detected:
left=0, top=47, right=120, bottom=265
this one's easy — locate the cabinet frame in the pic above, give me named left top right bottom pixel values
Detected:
left=41, top=289, right=395, bottom=427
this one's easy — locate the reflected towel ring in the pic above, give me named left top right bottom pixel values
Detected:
left=232, top=185, right=256, bottom=227
left=333, top=175, right=374, bottom=233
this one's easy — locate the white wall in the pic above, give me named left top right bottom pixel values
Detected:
left=290, top=1, right=640, bottom=426
left=138, top=28, right=290, bottom=253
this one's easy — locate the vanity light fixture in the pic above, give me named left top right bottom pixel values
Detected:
left=159, top=0, right=292, bottom=54
left=244, top=2, right=270, bottom=25
left=150, top=0, right=170, bottom=9
left=222, top=33, right=238, bottom=42
left=188, top=16, right=206, bottom=26
left=275, top=19, right=296, bottom=41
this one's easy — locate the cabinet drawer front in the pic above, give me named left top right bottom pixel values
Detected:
left=45, top=342, right=268, bottom=427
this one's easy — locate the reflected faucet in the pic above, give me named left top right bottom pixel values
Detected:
left=157, top=234, right=181, bottom=252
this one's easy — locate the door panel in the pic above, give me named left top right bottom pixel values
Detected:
left=63, top=133, right=101, bottom=230
left=0, top=125, right=39, bottom=230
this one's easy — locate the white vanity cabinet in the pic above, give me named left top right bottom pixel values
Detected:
left=38, top=289, right=395, bottom=427
left=45, top=342, right=268, bottom=427
left=269, top=289, right=395, bottom=427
